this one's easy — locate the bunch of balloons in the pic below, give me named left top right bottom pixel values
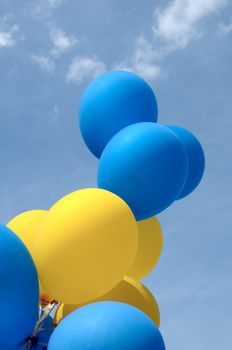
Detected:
left=0, top=70, right=205, bottom=350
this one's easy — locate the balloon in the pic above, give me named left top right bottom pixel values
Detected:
left=54, top=276, right=160, bottom=327
left=128, top=217, right=163, bottom=280
left=167, top=125, right=205, bottom=199
left=4, top=315, right=54, bottom=349
left=7, top=210, right=47, bottom=255
left=35, top=188, right=138, bottom=304
left=0, top=224, right=39, bottom=347
left=79, top=70, right=158, bottom=158
left=4, top=345, right=22, bottom=350
left=48, top=302, right=166, bottom=350
left=6, top=210, right=50, bottom=300
left=98, top=122, right=188, bottom=220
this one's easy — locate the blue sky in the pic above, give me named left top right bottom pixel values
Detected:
left=1, top=0, right=232, bottom=348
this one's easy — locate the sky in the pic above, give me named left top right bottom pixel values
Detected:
left=0, top=0, right=232, bottom=348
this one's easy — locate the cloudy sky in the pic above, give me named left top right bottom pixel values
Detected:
left=1, top=0, right=232, bottom=349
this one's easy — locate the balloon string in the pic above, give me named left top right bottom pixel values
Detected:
left=22, top=300, right=58, bottom=350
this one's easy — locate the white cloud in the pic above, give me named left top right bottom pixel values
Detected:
left=25, top=0, right=66, bottom=19
left=32, top=25, right=77, bottom=74
left=31, top=0, right=230, bottom=84
left=50, top=27, right=77, bottom=57
left=153, top=0, right=228, bottom=49
left=218, top=18, right=232, bottom=34
left=115, top=0, right=229, bottom=82
left=0, top=17, right=20, bottom=49
left=0, top=31, right=15, bottom=48
left=48, top=0, right=66, bottom=9
left=114, top=36, right=162, bottom=81
left=32, top=54, right=55, bottom=72
left=52, top=105, right=60, bottom=121
left=66, top=56, right=106, bottom=84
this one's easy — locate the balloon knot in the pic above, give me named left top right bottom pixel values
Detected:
left=29, top=335, right=39, bottom=346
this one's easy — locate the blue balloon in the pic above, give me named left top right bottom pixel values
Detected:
left=79, top=70, right=158, bottom=158
left=4, top=345, right=22, bottom=350
left=34, top=315, right=54, bottom=349
left=0, top=224, right=39, bottom=347
left=98, top=123, right=188, bottom=220
left=48, top=301, right=166, bottom=350
left=167, top=125, right=205, bottom=199
left=4, top=315, right=54, bottom=349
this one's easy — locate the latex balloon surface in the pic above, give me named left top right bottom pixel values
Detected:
left=7, top=210, right=47, bottom=256
left=54, top=276, right=160, bottom=327
left=79, top=70, right=158, bottom=158
left=0, top=224, right=39, bottom=347
left=34, top=315, right=54, bottom=350
left=35, top=188, right=138, bottom=304
left=98, top=122, right=188, bottom=220
left=167, top=125, right=205, bottom=199
left=128, top=217, right=163, bottom=279
left=48, top=302, right=166, bottom=350
left=7, top=210, right=49, bottom=299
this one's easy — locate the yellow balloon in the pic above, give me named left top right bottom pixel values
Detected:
left=7, top=210, right=47, bottom=255
left=128, top=217, right=163, bottom=280
left=7, top=210, right=50, bottom=299
left=54, top=276, right=160, bottom=327
left=35, top=188, right=138, bottom=304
